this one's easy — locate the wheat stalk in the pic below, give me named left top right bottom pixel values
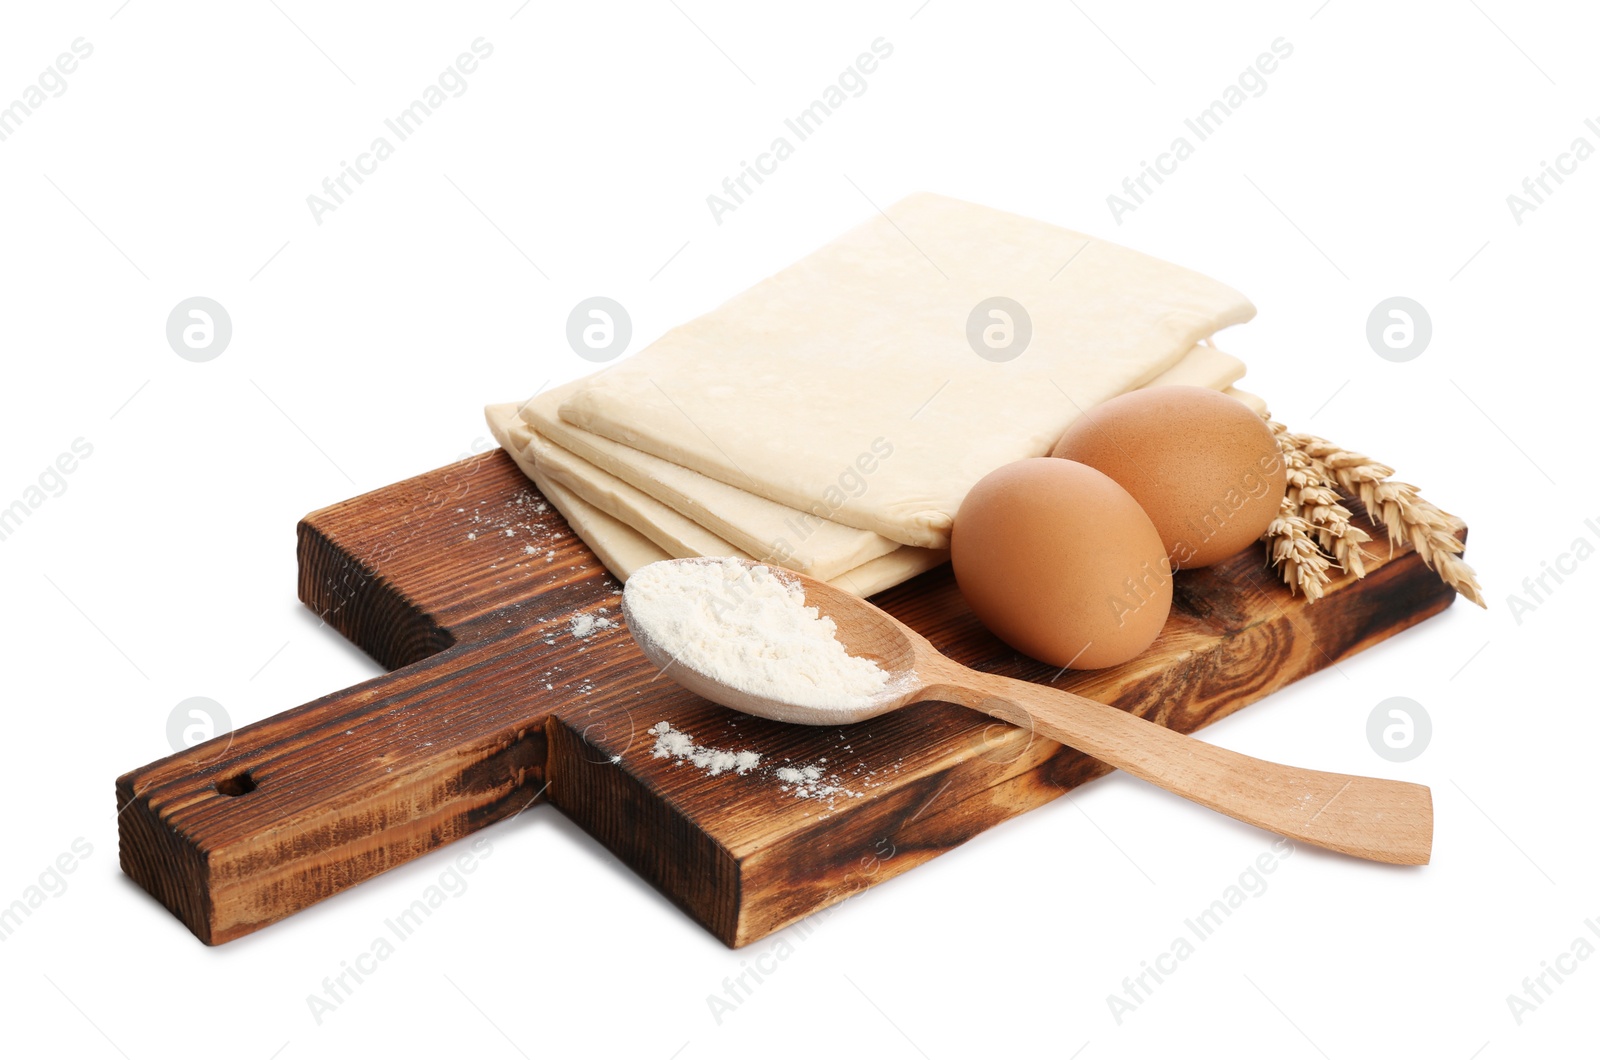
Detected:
left=1293, top=434, right=1486, bottom=607
left=1263, top=493, right=1332, bottom=601
left=1268, top=420, right=1374, bottom=580
left=1258, top=416, right=1486, bottom=607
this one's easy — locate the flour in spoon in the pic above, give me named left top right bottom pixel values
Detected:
left=623, top=558, right=892, bottom=713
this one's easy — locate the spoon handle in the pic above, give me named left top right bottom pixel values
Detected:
left=925, top=670, right=1432, bottom=865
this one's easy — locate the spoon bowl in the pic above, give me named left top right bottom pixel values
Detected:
left=621, top=556, right=925, bottom=725
left=623, top=557, right=1433, bottom=865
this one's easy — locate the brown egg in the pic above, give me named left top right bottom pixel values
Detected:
left=1052, top=386, right=1286, bottom=569
left=951, top=458, right=1172, bottom=670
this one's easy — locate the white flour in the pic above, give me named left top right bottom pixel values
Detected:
left=569, top=609, right=614, bottom=639
left=775, top=763, right=849, bottom=799
left=647, top=722, right=862, bottom=801
left=622, top=558, right=892, bottom=714
left=649, top=721, right=761, bottom=776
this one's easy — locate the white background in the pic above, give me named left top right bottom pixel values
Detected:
left=2, top=1, right=1595, bottom=1056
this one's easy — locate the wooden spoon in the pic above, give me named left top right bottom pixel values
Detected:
left=622, top=558, right=1432, bottom=866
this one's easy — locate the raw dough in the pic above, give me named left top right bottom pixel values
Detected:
left=554, top=192, right=1254, bottom=548
left=527, top=464, right=668, bottom=579
left=525, top=418, right=755, bottom=561
left=520, top=380, right=900, bottom=579
left=1225, top=387, right=1268, bottom=416
left=1149, top=345, right=1246, bottom=390
left=485, top=406, right=946, bottom=597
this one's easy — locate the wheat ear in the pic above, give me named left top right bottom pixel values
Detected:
left=1266, top=419, right=1374, bottom=579
left=1264, top=422, right=1486, bottom=608
left=1262, top=494, right=1332, bottom=602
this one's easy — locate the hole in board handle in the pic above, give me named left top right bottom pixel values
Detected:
left=215, top=770, right=258, bottom=797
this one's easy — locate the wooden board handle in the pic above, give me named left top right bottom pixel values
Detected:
left=116, top=634, right=554, bottom=944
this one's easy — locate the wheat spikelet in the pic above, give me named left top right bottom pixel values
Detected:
left=1299, top=481, right=1373, bottom=579
left=1263, top=495, right=1331, bottom=601
left=1269, top=421, right=1374, bottom=579
left=1259, top=419, right=1486, bottom=607
left=1293, top=434, right=1484, bottom=606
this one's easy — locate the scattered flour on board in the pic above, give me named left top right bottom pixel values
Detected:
left=647, top=722, right=870, bottom=801
left=650, top=722, right=762, bottom=776
left=774, top=762, right=856, bottom=800
left=459, top=490, right=561, bottom=550
left=569, top=608, right=614, bottom=639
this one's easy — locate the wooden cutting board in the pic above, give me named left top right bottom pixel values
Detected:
left=116, top=450, right=1461, bottom=946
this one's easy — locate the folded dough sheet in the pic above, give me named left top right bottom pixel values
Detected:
left=488, top=192, right=1262, bottom=593
left=485, top=406, right=949, bottom=597
left=549, top=192, right=1254, bottom=550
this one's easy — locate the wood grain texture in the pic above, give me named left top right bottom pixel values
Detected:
left=117, top=450, right=1462, bottom=946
